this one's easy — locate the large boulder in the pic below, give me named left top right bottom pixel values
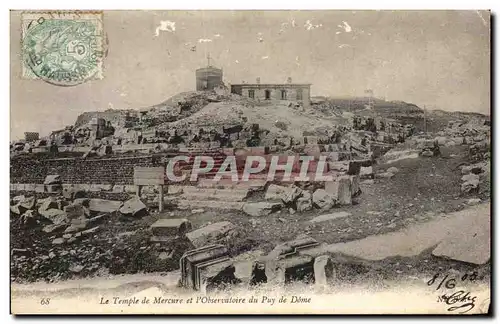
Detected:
left=63, top=203, right=87, bottom=220
left=150, top=218, right=192, bottom=237
left=243, top=202, right=282, bottom=217
left=265, top=184, right=302, bottom=205
left=10, top=196, right=36, bottom=215
left=186, top=221, right=237, bottom=248
left=88, top=199, right=123, bottom=214
left=461, top=174, right=480, bottom=193
left=19, top=196, right=36, bottom=210
left=296, top=192, right=313, bottom=212
left=387, top=166, right=399, bottom=174
left=360, top=166, right=373, bottom=179
left=38, top=197, right=59, bottom=212
left=11, top=195, right=26, bottom=204
left=460, top=162, right=488, bottom=175
left=39, top=209, right=68, bottom=225
left=43, top=223, right=67, bottom=234
left=119, top=197, right=148, bottom=217
left=312, top=189, right=336, bottom=210
left=324, top=176, right=352, bottom=205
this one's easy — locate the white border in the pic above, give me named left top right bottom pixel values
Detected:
left=2, top=1, right=497, bottom=323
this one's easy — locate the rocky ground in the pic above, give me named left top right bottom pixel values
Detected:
left=10, top=138, right=491, bottom=285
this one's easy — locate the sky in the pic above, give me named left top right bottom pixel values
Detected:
left=10, top=10, right=490, bottom=140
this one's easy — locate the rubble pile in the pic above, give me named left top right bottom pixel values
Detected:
left=8, top=192, right=197, bottom=283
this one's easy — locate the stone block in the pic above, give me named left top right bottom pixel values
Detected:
left=186, top=221, right=236, bottom=248
left=325, top=176, right=353, bottom=205
left=150, top=218, right=192, bottom=237
left=119, top=197, right=148, bottom=217
left=88, top=199, right=123, bottom=214
left=312, top=189, right=336, bottom=210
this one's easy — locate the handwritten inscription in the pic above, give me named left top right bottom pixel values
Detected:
left=427, top=271, right=479, bottom=314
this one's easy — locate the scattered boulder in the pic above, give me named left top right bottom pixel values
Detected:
left=421, top=150, right=434, bottom=157
left=52, top=237, right=66, bottom=245
left=12, top=195, right=26, bottom=204
left=377, top=172, right=394, bottom=179
left=186, top=221, right=237, bottom=248
left=64, top=222, right=88, bottom=234
left=43, top=223, right=67, bottom=234
left=119, top=197, right=148, bottom=218
left=38, top=197, right=59, bottom=213
left=360, top=166, right=373, bottom=179
left=69, top=264, right=84, bottom=273
left=461, top=162, right=487, bottom=175
left=434, top=136, right=447, bottom=145
left=265, top=184, right=302, bottom=205
left=467, top=198, right=482, bottom=206
left=281, top=185, right=303, bottom=205
left=387, top=166, right=399, bottom=174
left=151, top=218, right=192, bottom=237
left=10, top=204, right=23, bottom=215
left=88, top=199, right=123, bottom=215
left=41, top=209, right=68, bottom=225
left=19, top=196, right=36, bottom=210
left=312, top=189, right=336, bottom=210
left=73, top=198, right=90, bottom=207
left=461, top=173, right=480, bottom=193
left=296, top=191, right=313, bottom=212
left=462, top=173, right=480, bottom=183
left=63, top=203, right=87, bottom=220
left=243, top=202, right=282, bottom=217
left=325, top=176, right=352, bottom=205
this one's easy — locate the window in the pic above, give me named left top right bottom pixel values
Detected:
left=296, top=89, right=303, bottom=100
left=281, top=90, right=287, bottom=100
left=248, top=90, right=255, bottom=99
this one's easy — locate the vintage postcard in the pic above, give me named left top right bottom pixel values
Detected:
left=10, top=10, right=491, bottom=315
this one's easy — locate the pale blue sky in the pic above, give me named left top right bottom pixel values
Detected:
left=10, top=10, right=490, bottom=139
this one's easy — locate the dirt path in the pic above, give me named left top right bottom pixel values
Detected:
left=315, top=202, right=490, bottom=263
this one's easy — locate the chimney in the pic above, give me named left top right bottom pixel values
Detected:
left=287, top=77, right=292, bottom=84
left=256, top=77, right=261, bottom=84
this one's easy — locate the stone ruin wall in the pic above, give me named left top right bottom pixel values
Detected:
left=10, top=156, right=161, bottom=185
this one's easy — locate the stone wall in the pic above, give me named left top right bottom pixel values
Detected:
left=10, top=155, right=161, bottom=185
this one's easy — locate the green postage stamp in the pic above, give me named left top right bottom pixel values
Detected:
left=21, top=11, right=105, bottom=86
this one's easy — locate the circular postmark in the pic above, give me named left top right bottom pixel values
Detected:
left=22, top=17, right=105, bottom=86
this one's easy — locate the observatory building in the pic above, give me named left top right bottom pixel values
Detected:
left=230, top=77, right=311, bottom=108
left=195, top=55, right=223, bottom=91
